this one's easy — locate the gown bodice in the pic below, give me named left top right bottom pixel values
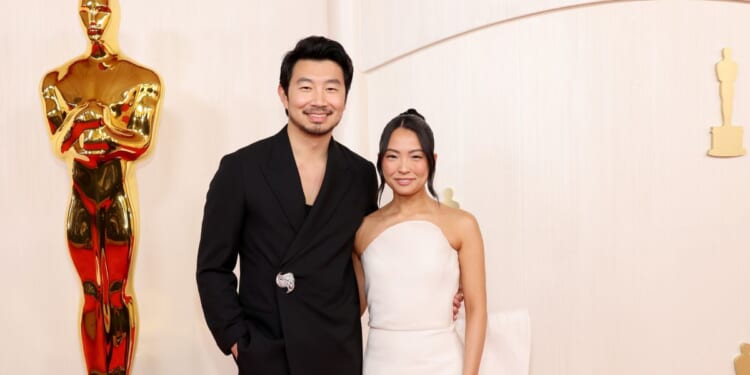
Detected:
left=362, top=220, right=460, bottom=331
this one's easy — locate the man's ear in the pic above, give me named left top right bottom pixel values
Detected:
left=277, top=85, right=288, bottom=109
left=434, top=153, right=438, bottom=163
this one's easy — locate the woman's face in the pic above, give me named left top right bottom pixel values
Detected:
left=381, top=127, right=430, bottom=198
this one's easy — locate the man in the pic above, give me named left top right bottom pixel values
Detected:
left=196, top=36, right=377, bottom=374
left=41, top=1, right=162, bottom=374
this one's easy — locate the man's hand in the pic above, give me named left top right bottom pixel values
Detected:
left=231, top=342, right=238, bottom=359
left=452, top=288, right=464, bottom=320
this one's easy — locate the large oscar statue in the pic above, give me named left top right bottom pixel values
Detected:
left=40, top=1, right=162, bottom=374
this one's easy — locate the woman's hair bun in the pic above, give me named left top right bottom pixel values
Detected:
left=400, top=108, right=425, bottom=120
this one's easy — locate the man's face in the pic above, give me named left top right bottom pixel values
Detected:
left=279, top=59, right=347, bottom=137
left=79, top=0, right=112, bottom=41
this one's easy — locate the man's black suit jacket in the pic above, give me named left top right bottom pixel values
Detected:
left=197, top=126, right=378, bottom=375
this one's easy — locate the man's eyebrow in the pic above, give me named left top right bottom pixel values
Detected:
left=293, top=77, right=342, bottom=85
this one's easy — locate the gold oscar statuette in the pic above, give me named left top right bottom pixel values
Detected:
left=40, top=1, right=162, bottom=373
left=441, top=187, right=460, bottom=209
left=709, top=48, right=745, bottom=157
left=737, top=343, right=750, bottom=375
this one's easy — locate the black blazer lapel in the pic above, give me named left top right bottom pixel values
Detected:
left=261, top=127, right=306, bottom=234
left=281, top=139, right=353, bottom=266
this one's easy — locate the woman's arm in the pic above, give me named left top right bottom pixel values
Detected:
left=457, top=213, right=487, bottom=375
left=352, top=222, right=369, bottom=316
left=352, top=252, right=367, bottom=316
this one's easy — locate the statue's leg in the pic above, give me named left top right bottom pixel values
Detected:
left=67, top=187, right=107, bottom=374
left=721, top=84, right=734, bottom=126
left=103, top=191, right=135, bottom=374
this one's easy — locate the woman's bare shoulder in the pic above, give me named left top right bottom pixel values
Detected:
left=438, top=205, right=477, bottom=229
left=436, top=205, right=480, bottom=249
left=355, top=208, right=392, bottom=254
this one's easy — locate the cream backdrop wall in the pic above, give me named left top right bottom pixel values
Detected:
left=1, top=0, right=750, bottom=374
left=0, top=1, right=328, bottom=373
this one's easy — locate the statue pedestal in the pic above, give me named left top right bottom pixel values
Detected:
left=708, top=125, right=746, bottom=157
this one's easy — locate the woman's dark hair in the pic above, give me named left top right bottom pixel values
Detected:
left=279, top=36, right=354, bottom=98
left=377, top=108, right=438, bottom=204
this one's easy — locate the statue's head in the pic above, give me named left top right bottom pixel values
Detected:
left=79, top=0, right=120, bottom=46
left=80, top=0, right=110, bottom=40
left=443, top=188, right=454, bottom=199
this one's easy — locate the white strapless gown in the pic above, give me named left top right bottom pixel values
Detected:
left=362, top=220, right=463, bottom=375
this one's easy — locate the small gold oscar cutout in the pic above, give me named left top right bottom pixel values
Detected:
left=736, top=343, right=750, bottom=375
left=709, top=48, right=746, bottom=157
left=441, top=188, right=460, bottom=208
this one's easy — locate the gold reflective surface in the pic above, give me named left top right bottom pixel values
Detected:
left=41, top=1, right=162, bottom=373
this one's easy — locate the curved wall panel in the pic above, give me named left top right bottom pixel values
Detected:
left=361, top=0, right=616, bottom=70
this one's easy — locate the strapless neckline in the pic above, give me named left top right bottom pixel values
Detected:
left=362, top=220, right=457, bottom=259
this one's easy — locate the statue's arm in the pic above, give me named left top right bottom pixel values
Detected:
left=41, top=72, right=88, bottom=156
left=105, top=81, right=162, bottom=152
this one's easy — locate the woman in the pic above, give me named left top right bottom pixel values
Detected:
left=353, top=109, right=487, bottom=375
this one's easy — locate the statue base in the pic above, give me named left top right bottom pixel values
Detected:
left=708, top=125, right=746, bottom=157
